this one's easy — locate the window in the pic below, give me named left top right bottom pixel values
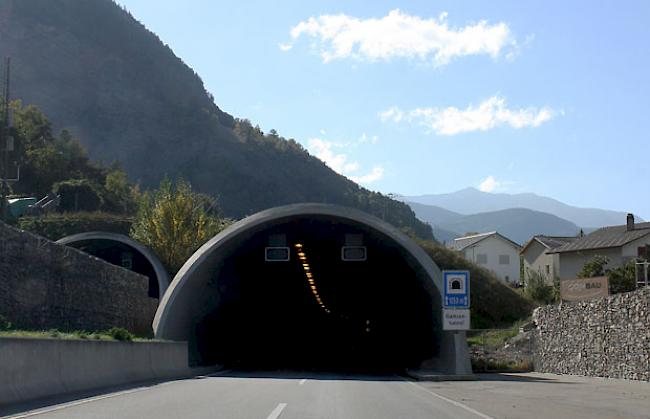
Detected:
left=499, top=254, right=510, bottom=265
left=477, top=254, right=487, bottom=264
left=545, top=265, right=550, bottom=275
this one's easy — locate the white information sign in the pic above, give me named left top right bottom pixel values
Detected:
left=442, top=308, right=470, bottom=331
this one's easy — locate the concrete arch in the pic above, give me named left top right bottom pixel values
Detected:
left=154, top=204, right=471, bottom=375
left=57, top=232, right=170, bottom=298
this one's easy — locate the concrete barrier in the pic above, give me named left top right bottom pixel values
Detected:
left=0, top=337, right=194, bottom=407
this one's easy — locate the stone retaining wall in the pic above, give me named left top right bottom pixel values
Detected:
left=0, top=222, right=157, bottom=335
left=534, top=287, right=650, bottom=381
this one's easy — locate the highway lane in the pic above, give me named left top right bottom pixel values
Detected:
left=2, top=371, right=487, bottom=419
left=4, top=371, right=650, bottom=419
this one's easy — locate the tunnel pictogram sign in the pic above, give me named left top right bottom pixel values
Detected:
left=443, top=270, right=470, bottom=309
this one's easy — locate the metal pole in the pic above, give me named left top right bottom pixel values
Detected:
left=1, top=57, right=10, bottom=222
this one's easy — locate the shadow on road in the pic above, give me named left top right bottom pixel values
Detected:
left=210, top=367, right=407, bottom=382
left=475, top=373, right=577, bottom=384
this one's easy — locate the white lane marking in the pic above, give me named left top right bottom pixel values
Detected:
left=3, top=375, right=204, bottom=419
left=4, top=386, right=152, bottom=419
left=404, top=380, right=494, bottom=419
left=266, top=402, right=287, bottom=419
left=299, top=379, right=307, bottom=385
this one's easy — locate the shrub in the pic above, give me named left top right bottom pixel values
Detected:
left=525, top=270, right=557, bottom=304
left=53, top=179, right=103, bottom=212
left=607, top=260, right=637, bottom=294
left=18, top=211, right=133, bottom=240
left=0, top=315, right=13, bottom=331
left=578, top=255, right=609, bottom=278
left=107, top=327, right=135, bottom=341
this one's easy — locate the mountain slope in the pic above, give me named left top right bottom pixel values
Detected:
left=407, top=201, right=580, bottom=244
left=406, top=187, right=637, bottom=228
left=0, top=0, right=432, bottom=239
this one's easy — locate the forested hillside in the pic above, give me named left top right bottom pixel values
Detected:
left=0, top=0, right=432, bottom=239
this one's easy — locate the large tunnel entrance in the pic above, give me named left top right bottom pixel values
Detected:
left=154, top=204, right=471, bottom=376
left=195, top=218, right=436, bottom=372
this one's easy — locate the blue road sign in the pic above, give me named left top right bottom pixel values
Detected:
left=443, top=270, right=470, bottom=309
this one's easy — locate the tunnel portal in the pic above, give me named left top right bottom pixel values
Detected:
left=154, top=204, right=471, bottom=375
left=57, top=232, right=170, bottom=298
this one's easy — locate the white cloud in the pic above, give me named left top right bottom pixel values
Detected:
left=478, top=175, right=501, bottom=192
left=307, top=138, right=384, bottom=184
left=283, top=9, right=516, bottom=66
left=278, top=42, right=293, bottom=51
left=380, top=96, right=557, bottom=135
left=378, top=106, right=405, bottom=123
left=350, top=166, right=385, bottom=184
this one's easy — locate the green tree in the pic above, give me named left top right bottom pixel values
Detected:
left=130, top=178, right=226, bottom=274
left=103, top=167, right=136, bottom=213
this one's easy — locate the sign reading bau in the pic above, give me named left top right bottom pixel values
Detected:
left=442, top=271, right=470, bottom=331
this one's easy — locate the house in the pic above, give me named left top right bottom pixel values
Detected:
left=549, top=214, right=650, bottom=280
left=449, top=231, right=522, bottom=284
left=521, top=235, right=579, bottom=284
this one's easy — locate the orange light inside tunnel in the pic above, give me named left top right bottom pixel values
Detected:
left=294, top=243, right=330, bottom=314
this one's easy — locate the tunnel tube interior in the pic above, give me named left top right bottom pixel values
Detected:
left=189, top=216, right=441, bottom=372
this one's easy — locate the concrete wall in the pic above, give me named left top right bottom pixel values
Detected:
left=0, top=337, right=192, bottom=406
left=0, top=222, right=157, bottom=335
left=463, top=236, right=520, bottom=283
left=534, top=287, right=650, bottom=381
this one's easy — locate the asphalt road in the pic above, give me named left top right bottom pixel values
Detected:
left=3, top=371, right=650, bottom=419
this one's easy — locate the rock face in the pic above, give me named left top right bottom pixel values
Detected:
left=0, top=222, right=157, bottom=335
left=534, top=287, right=650, bottom=381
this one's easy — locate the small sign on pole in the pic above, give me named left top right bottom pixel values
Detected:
left=443, top=308, right=471, bottom=330
left=442, top=270, right=470, bottom=331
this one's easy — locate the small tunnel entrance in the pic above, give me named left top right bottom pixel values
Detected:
left=69, top=239, right=160, bottom=297
left=193, top=217, right=438, bottom=372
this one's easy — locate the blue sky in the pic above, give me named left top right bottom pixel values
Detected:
left=118, top=0, right=649, bottom=218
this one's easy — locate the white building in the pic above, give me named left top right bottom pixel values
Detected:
left=550, top=214, right=650, bottom=280
left=450, top=231, right=522, bottom=284
left=521, top=235, right=578, bottom=284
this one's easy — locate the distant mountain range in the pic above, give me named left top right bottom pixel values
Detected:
left=406, top=202, right=581, bottom=245
left=405, top=188, right=640, bottom=229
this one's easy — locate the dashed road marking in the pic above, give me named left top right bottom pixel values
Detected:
left=266, top=402, right=287, bottom=419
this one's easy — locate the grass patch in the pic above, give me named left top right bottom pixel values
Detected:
left=471, top=358, right=533, bottom=373
left=466, top=319, right=528, bottom=347
left=0, top=328, right=150, bottom=341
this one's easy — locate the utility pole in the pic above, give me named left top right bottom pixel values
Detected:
left=1, top=57, right=10, bottom=222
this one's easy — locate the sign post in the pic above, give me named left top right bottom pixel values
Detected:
left=442, top=270, right=470, bottom=331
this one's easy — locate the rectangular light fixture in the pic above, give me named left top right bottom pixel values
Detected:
left=265, top=247, right=290, bottom=262
left=341, top=246, right=367, bottom=261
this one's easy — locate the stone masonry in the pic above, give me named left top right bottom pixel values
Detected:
left=0, top=222, right=158, bottom=336
left=534, top=287, right=650, bottom=381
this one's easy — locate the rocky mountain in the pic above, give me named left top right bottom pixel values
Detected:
left=0, top=0, right=432, bottom=239
left=406, top=202, right=581, bottom=245
left=405, top=187, right=637, bottom=229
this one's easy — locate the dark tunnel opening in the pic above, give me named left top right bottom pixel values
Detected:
left=69, top=239, right=160, bottom=298
left=193, top=218, right=439, bottom=373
